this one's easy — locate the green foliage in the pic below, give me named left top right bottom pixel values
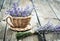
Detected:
left=16, top=32, right=32, bottom=40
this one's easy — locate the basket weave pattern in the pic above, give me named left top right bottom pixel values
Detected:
left=12, top=16, right=31, bottom=28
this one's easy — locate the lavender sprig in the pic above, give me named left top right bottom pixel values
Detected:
left=35, top=22, right=55, bottom=32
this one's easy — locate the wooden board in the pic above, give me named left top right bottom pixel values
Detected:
left=21, top=35, right=38, bottom=41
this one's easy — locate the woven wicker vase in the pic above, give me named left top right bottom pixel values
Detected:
left=6, top=16, right=31, bottom=31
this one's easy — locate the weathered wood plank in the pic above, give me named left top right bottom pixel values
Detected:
left=21, top=35, right=38, bottom=41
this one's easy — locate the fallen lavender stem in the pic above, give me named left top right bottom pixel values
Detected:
left=35, top=22, right=60, bottom=34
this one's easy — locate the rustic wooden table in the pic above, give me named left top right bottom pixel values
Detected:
left=0, top=0, right=60, bottom=41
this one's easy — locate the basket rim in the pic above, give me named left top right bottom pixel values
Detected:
left=11, top=15, right=31, bottom=19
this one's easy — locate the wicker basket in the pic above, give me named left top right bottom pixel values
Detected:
left=6, top=15, right=31, bottom=31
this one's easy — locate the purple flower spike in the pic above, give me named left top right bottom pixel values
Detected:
left=22, top=5, right=33, bottom=16
left=13, top=3, right=18, bottom=8
left=6, top=3, right=33, bottom=17
left=24, top=5, right=30, bottom=10
left=54, top=24, right=60, bottom=31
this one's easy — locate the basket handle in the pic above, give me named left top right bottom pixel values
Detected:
left=6, top=16, right=14, bottom=27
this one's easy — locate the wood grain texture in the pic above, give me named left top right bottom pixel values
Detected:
left=21, top=35, right=38, bottom=41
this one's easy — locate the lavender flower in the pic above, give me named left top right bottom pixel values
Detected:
left=6, top=3, right=33, bottom=17
left=54, top=24, right=60, bottom=31
left=35, top=22, right=55, bottom=32
left=20, top=5, right=33, bottom=17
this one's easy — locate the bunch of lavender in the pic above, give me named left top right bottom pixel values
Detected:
left=36, top=24, right=60, bottom=33
left=43, top=23, right=54, bottom=31
left=6, top=3, right=33, bottom=17
left=35, top=22, right=55, bottom=33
